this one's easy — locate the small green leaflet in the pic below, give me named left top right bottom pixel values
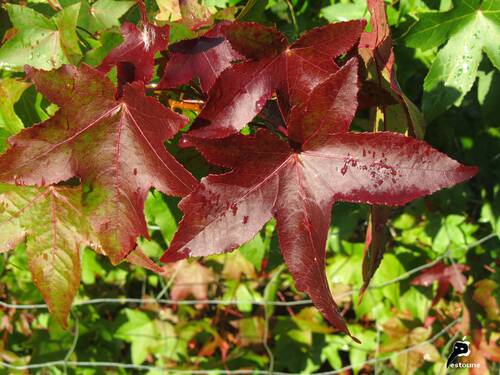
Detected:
left=406, top=0, right=500, bottom=121
left=0, top=3, right=82, bottom=70
left=0, top=183, right=97, bottom=328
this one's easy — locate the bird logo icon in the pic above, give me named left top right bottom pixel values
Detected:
left=447, top=337, right=471, bottom=368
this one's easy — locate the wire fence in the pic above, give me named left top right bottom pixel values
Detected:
left=0, top=232, right=496, bottom=374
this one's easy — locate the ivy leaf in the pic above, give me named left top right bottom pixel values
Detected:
left=0, top=64, right=198, bottom=264
left=0, top=183, right=96, bottom=328
left=405, top=0, right=500, bottom=121
left=0, top=78, right=30, bottom=135
left=0, top=3, right=82, bottom=70
left=158, top=22, right=242, bottom=93
left=98, top=2, right=169, bottom=85
left=189, top=20, right=365, bottom=138
left=161, top=60, right=477, bottom=339
left=411, top=261, right=469, bottom=305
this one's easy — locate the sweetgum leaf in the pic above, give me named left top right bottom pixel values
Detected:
left=78, top=0, right=135, bottom=34
left=0, top=3, right=82, bottom=70
left=359, top=0, right=425, bottom=139
left=162, top=62, right=477, bottom=338
left=411, top=261, right=469, bottom=305
left=0, top=184, right=96, bottom=327
left=98, top=2, right=169, bottom=85
left=358, top=0, right=426, bottom=293
left=155, top=0, right=182, bottom=22
left=0, top=64, right=198, bottom=264
left=360, top=205, right=392, bottom=297
left=189, top=20, right=365, bottom=139
left=179, top=0, right=213, bottom=31
left=405, top=0, right=500, bottom=121
left=158, top=22, right=242, bottom=93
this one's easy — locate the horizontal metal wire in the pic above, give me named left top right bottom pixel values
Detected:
left=1, top=232, right=495, bottom=311
left=0, top=318, right=461, bottom=373
left=0, top=232, right=493, bottom=373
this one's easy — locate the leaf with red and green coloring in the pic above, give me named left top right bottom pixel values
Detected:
left=98, top=1, right=169, bottom=85
left=158, top=22, right=242, bottom=93
left=411, top=261, right=469, bottom=305
left=126, top=246, right=166, bottom=274
left=162, top=63, right=477, bottom=338
left=189, top=20, right=365, bottom=138
left=358, top=0, right=426, bottom=294
left=178, top=0, right=213, bottom=30
left=0, top=183, right=97, bottom=327
left=359, top=0, right=425, bottom=138
left=0, top=64, right=198, bottom=264
left=360, top=205, right=392, bottom=299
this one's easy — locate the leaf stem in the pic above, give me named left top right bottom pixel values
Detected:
left=285, top=0, right=299, bottom=36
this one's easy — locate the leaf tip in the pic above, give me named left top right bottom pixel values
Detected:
left=160, top=247, right=190, bottom=263
left=350, top=334, right=362, bottom=344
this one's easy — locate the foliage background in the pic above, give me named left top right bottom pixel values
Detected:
left=0, top=0, right=498, bottom=374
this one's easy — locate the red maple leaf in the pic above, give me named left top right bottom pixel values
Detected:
left=188, top=20, right=365, bottom=139
left=411, top=261, right=469, bottom=305
left=158, top=22, right=242, bottom=93
left=0, top=64, right=198, bottom=263
left=161, top=60, right=477, bottom=339
left=98, top=0, right=169, bottom=87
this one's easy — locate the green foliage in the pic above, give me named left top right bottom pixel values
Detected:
left=0, top=0, right=498, bottom=374
left=0, top=3, right=82, bottom=70
left=405, top=0, right=500, bottom=121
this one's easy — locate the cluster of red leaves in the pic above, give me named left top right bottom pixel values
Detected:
left=0, top=0, right=477, bottom=339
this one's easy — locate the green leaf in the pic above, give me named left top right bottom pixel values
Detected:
left=0, top=128, right=9, bottom=153
left=81, top=247, right=106, bottom=284
left=407, top=0, right=500, bottom=121
left=235, top=283, right=256, bottom=313
left=83, top=30, right=123, bottom=66
left=0, top=3, right=82, bottom=70
left=79, top=0, right=135, bottom=33
left=115, top=309, right=177, bottom=365
left=0, top=78, right=30, bottom=135
left=239, top=232, right=266, bottom=271
left=422, top=21, right=482, bottom=120
left=320, top=0, right=368, bottom=23
left=481, top=186, right=500, bottom=238
left=477, top=67, right=500, bottom=124
left=144, top=191, right=178, bottom=244
left=115, top=309, right=154, bottom=364
left=0, top=184, right=97, bottom=327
